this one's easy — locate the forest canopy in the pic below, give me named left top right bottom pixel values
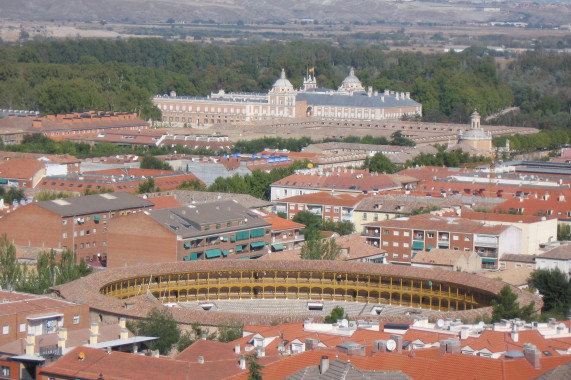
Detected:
left=0, top=40, right=568, bottom=129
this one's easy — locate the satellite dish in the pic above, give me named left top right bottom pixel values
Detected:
left=386, top=339, right=397, bottom=352
left=436, top=319, right=445, bottom=328
left=558, top=323, right=566, bottom=329
left=341, top=319, right=349, bottom=328
left=478, top=321, right=485, bottom=329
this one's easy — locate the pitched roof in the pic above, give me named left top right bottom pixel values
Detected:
left=36, top=192, right=154, bottom=217
left=412, top=249, right=474, bottom=267
left=279, top=192, right=365, bottom=207
left=537, top=244, right=571, bottom=260
left=0, top=158, right=44, bottom=180
left=365, top=214, right=510, bottom=235
left=272, top=169, right=401, bottom=193
left=335, top=234, right=386, bottom=260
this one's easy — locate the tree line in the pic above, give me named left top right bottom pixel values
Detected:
left=2, top=39, right=567, bottom=128
left=0, top=234, right=92, bottom=294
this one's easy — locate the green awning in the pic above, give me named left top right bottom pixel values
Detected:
left=222, top=250, right=228, bottom=257
left=482, top=258, right=497, bottom=263
left=427, top=244, right=434, bottom=251
left=184, top=242, right=191, bottom=248
left=236, top=245, right=243, bottom=252
left=438, top=243, right=449, bottom=248
left=190, top=252, right=202, bottom=261
left=250, top=228, right=265, bottom=238
left=250, top=241, right=266, bottom=248
left=183, top=256, right=190, bottom=261
left=250, top=254, right=263, bottom=259
left=205, top=248, right=221, bottom=259
left=0, top=179, right=7, bottom=184
left=272, top=244, right=286, bottom=251
left=230, top=236, right=236, bottom=242
left=93, top=215, right=100, bottom=222
left=412, top=241, right=424, bottom=250
left=205, top=235, right=219, bottom=240
left=238, top=256, right=250, bottom=260
left=221, top=236, right=227, bottom=242
left=236, top=231, right=250, bottom=240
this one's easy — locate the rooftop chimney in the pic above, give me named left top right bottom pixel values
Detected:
left=306, top=338, right=318, bottom=350
left=234, top=343, right=241, bottom=354
left=460, top=327, right=469, bottom=340
left=89, top=333, right=98, bottom=345
left=390, top=334, right=403, bottom=354
left=524, top=343, right=541, bottom=369
left=120, top=328, right=129, bottom=340
left=90, top=322, right=99, bottom=336
left=320, top=355, right=330, bottom=374
left=239, top=355, right=247, bottom=370
left=511, top=329, right=519, bottom=343
left=25, top=334, right=35, bottom=355
left=58, top=337, right=66, bottom=351
left=58, top=328, right=68, bottom=341
left=152, top=350, right=160, bottom=358
left=119, top=317, right=126, bottom=329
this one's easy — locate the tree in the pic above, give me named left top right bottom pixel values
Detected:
left=491, top=285, right=535, bottom=322
left=128, top=307, right=181, bottom=355
left=137, top=178, right=156, bottom=194
left=140, top=155, right=173, bottom=170
left=246, top=352, right=264, bottom=380
left=366, top=152, right=396, bottom=174
left=530, top=268, right=571, bottom=318
left=217, top=323, right=243, bottom=343
left=557, top=224, right=570, bottom=241
left=301, top=236, right=341, bottom=261
left=0, top=234, right=22, bottom=290
left=324, top=306, right=347, bottom=323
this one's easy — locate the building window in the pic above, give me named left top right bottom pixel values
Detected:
left=62, top=232, right=67, bottom=239
left=392, top=253, right=399, bottom=258
left=103, top=241, right=107, bottom=246
left=74, top=315, right=80, bottom=324
left=392, top=242, right=399, bottom=247
left=80, top=230, right=84, bottom=237
left=383, top=230, right=389, bottom=235
left=453, top=247, right=459, bottom=250
left=500, top=262, right=506, bottom=268
left=80, top=243, right=84, bottom=249
left=465, top=235, right=471, bottom=241
left=403, top=254, right=409, bottom=259
left=403, top=243, right=409, bottom=248
left=453, top=235, right=459, bottom=241
left=374, top=214, right=379, bottom=222
left=2, top=325, right=8, bottom=334
left=394, top=231, right=400, bottom=236
left=93, top=228, right=96, bottom=234
left=1, top=366, right=10, bottom=377
left=516, top=263, right=522, bottom=268
left=464, top=248, right=470, bottom=252
left=403, top=231, right=410, bottom=237
left=362, top=213, right=367, bottom=221
left=427, top=232, right=434, bottom=238
left=333, top=207, right=339, bottom=213
left=19, top=323, right=26, bottom=332
left=62, top=220, right=67, bottom=226
left=382, top=241, right=388, bottom=247
left=325, top=207, right=331, bottom=212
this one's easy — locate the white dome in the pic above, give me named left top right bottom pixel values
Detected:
left=272, top=68, right=293, bottom=90
left=342, top=67, right=361, bottom=85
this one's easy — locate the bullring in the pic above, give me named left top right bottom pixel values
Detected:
left=53, top=260, right=542, bottom=326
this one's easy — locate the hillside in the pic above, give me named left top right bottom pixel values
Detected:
left=0, top=0, right=569, bottom=26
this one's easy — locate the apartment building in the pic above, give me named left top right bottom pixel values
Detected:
left=106, top=200, right=272, bottom=267
left=362, top=214, right=521, bottom=268
left=274, top=192, right=364, bottom=222
left=0, top=192, right=154, bottom=265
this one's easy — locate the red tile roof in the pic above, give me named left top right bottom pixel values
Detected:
left=0, top=158, right=44, bottom=180
left=278, top=192, right=366, bottom=207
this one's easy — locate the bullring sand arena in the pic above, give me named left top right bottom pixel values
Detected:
left=53, top=260, right=541, bottom=326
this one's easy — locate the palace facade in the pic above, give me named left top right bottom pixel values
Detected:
left=153, top=68, right=422, bottom=127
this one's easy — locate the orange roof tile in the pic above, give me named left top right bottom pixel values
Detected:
left=0, top=158, right=44, bottom=180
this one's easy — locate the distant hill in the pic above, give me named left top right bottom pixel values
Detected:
left=0, top=0, right=569, bottom=26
